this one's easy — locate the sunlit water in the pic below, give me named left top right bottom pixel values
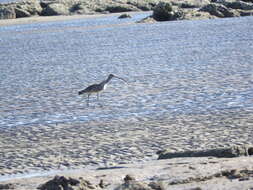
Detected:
left=0, top=13, right=253, bottom=128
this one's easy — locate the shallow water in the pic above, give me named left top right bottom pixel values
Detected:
left=0, top=13, right=253, bottom=128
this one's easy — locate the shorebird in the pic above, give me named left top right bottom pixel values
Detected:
left=78, top=74, right=127, bottom=106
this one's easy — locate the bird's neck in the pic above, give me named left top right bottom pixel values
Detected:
left=105, top=76, right=113, bottom=83
left=101, top=77, right=112, bottom=85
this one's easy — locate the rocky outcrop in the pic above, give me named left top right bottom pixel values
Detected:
left=0, top=0, right=253, bottom=21
left=158, top=145, right=253, bottom=160
left=37, top=174, right=165, bottom=190
left=149, top=0, right=253, bottom=21
left=0, top=0, right=42, bottom=19
left=41, top=3, right=69, bottom=16
left=212, top=0, right=253, bottom=10
left=15, top=0, right=42, bottom=16
left=200, top=3, right=240, bottom=17
left=37, top=175, right=101, bottom=190
left=0, top=183, right=14, bottom=189
left=183, top=9, right=216, bottom=20
left=0, top=6, right=16, bottom=19
left=15, top=7, right=31, bottom=17
left=153, top=2, right=184, bottom=21
left=209, top=0, right=253, bottom=16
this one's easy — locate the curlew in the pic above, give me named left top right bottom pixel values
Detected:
left=78, top=74, right=127, bottom=106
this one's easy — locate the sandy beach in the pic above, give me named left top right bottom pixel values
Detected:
left=1, top=156, right=253, bottom=189
left=0, top=109, right=253, bottom=188
left=0, top=109, right=253, bottom=175
left=1, top=12, right=253, bottom=190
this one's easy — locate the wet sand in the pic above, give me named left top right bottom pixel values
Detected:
left=0, top=109, right=252, bottom=176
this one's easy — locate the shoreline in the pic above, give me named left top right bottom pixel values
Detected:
left=0, top=11, right=147, bottom=26
left=0, top=156, right=253, bottom=189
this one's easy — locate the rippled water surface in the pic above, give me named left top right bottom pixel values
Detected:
left=0, top=14, right=253, bottom=128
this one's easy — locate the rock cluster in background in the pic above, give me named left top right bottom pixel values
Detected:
left=0, top=0, right=253, bottom=20
left=157, top=144, right=253, bottom=159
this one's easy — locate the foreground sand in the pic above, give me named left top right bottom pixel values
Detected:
left=0, top=110, right=252, bottom=176
left=1, top=156, right=253, bottom=189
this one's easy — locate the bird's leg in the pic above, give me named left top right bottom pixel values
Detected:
left=97, top=93, right=103, bottom=107
left=97, top=93, right=99, bottom=101
left=87, top=94, right=90, bottom=106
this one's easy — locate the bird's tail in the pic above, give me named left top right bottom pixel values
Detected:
left=78, top=89, right=85, bottom=95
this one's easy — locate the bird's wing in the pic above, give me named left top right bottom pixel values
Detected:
left=78, top=84, right=100, bottom=95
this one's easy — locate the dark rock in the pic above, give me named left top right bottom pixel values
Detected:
left=37, top=175, right=100, bottom=190
left=124, top=174, right=136, bottom=182
left=0, top=183, right=14, bottom=189
left=37, top=175, right=80, bottom=190
left=118, top=13, right=132, bottom=19
left=200, top=3, right=239, bottom=17
left=40, top=1, right=48, bottom=9
left=211, top=0, right=227, bottom=3
left=158, top=145, right=253, bottom=159
left=238, top=9, right=253, bottom=15
left=241, top=0, right=253, bottom=3
left=69, top=3, right=84, bottom=12
left=226, top=1, right=253, bottom=10
left=153, top=2, right=172, bottom=20
left=0, top=6, right=16, bottom=19
left=70, top=3, right=93, bottom=15
left=180, top=2, right=200, bottom=8
left=15, top=7, right=31, bottom=17
left=153, top=2, right=184, bottom=21
left=41, top=3, right=69, bottom=16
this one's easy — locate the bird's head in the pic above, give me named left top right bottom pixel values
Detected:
left=108, top=74, right=115, bottom=79
left=108, top=74, right=128, bottom=84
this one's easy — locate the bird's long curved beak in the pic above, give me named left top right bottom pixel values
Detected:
left=114, top=76, right=128, bottom=84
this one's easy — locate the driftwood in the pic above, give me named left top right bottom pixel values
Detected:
left=158, top=145, right=253, bottom=160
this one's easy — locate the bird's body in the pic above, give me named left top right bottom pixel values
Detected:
left=78, top=74, right=127, bottom=106
left=78, top=83, right=107, bottom=95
